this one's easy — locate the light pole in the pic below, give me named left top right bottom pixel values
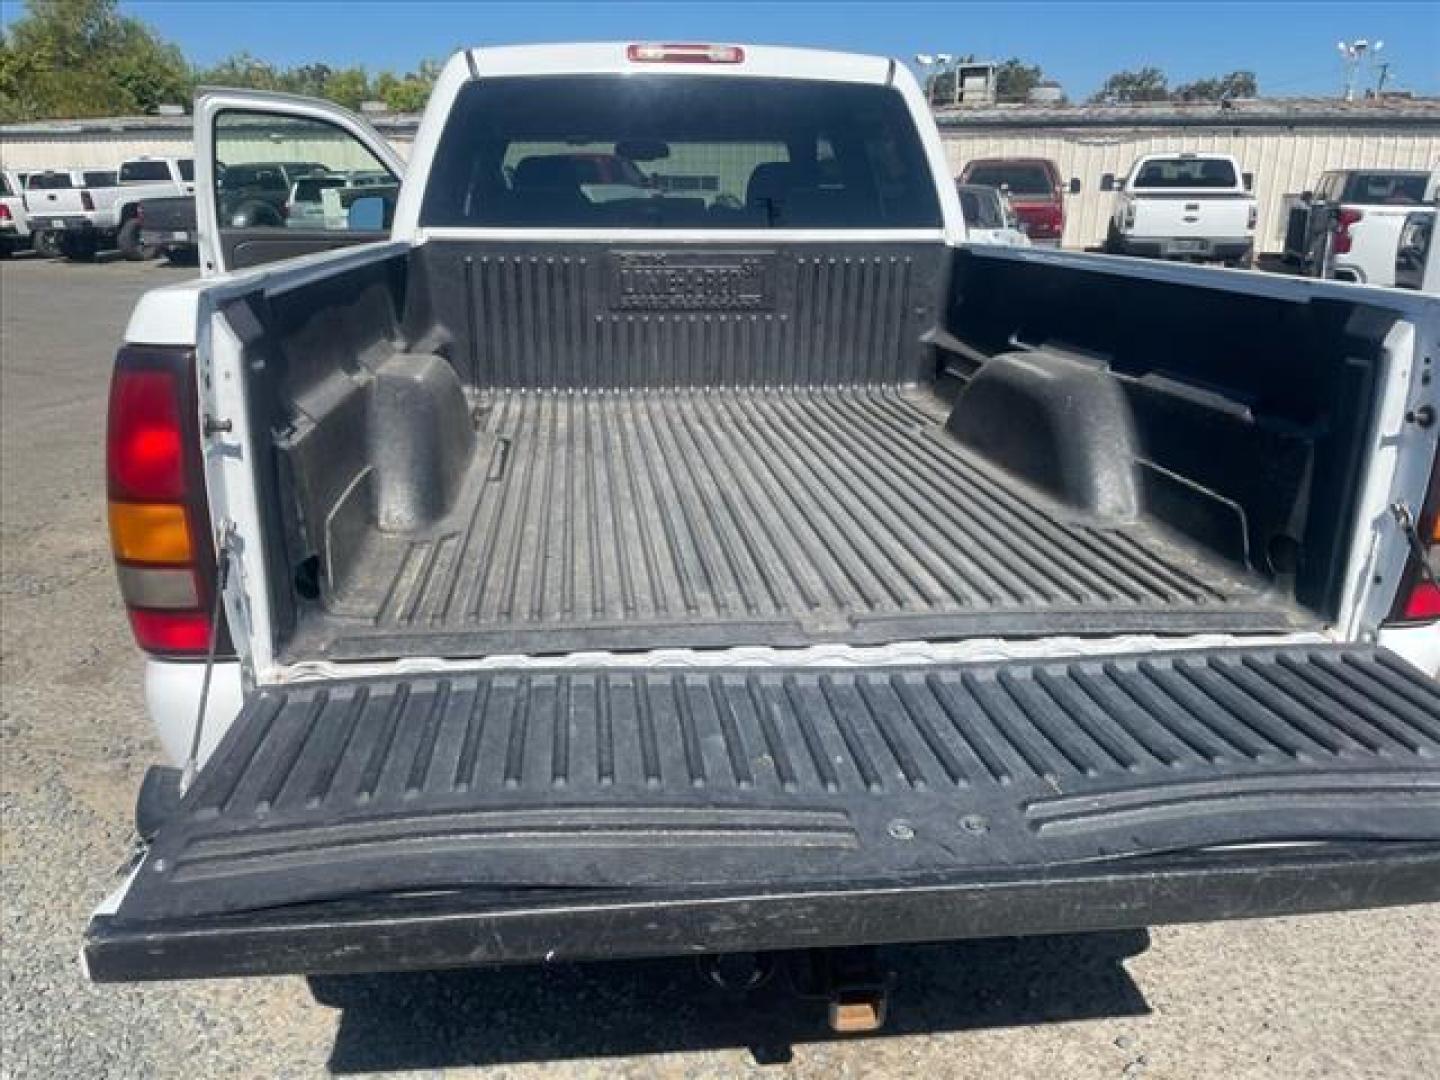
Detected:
left=1337, top=39, right=1384, bottom=101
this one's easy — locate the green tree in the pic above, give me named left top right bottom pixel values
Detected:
left=321, top=66, right=370, bottom=110
left=1172, top=70, right=1258, bottom=102
left=374, top=59, right=439, bottom=112
left=0, top=0, right=189, bottom=121
left=195, top=53, right=441, bottom=111
left=106, top=17, right=191, bottom=112
left=280, top=62, right=334, bottom=98
left=194, top=56, right=374, bottom=109
left=994, top=58, right=1046, bottom=103
left=194, top=52, right=283, bottom=93
left=1090, top=66, right=1170, bottom=104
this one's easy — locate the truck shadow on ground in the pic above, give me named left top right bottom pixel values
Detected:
left=315, top=930, right=1151, bottom=1072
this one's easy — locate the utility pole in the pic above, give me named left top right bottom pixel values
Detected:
left=1337, top=39, right=1384, bottom=100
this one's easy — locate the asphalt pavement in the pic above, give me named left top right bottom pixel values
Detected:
left=2, top=252, right=1437, bottom=1079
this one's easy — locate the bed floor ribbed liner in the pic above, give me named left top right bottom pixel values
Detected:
left=300, top=387, right=1310, bottom=660
left=116, top=644, right=1440, bottom=921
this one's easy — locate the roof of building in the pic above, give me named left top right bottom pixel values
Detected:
left=3, top=95, right=1439, bottom=139
left=0, top=112, right=425, bottom=138
left=933, top=95, right=1440, bottom=129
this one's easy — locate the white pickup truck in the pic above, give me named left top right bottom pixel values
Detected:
left=34, top=156, right=193, bottom=259
left=20, top=167, right=116, bottom=255
left=1, top=168, right=34, bottom=256
left=83, top=44, right=1440, bottom=1011
left=1306, top=169, right=1437, bottom=288
left=1102, top=153, right=1257, bottom=266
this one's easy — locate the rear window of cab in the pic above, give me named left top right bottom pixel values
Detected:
left=120, top=160, right=173, bottom=183
left=960, top=163, right=1055, bottom=196
left=26, top=173, right=73, bottom=190
left=1343, top=172, right=1428, bottom=206
left=421, top=75, right=943, bottom=230
left=1133, top=158, right=1238, bottom=188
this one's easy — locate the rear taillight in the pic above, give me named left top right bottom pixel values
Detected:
left=106, top=345, right=231, bottom=658
left=1404, top=579, right=1440, bottom=620
left=1017, top=203, right=1063, bottom=239
left=81, top=190, right=95, bottom=211
left=1123, top=202, right=1136, bottom=229
left=1333, top=207, right=1363, bottom=255
left=1247, top=204, right=1258, bottom=230
left=1386, top=453, right=1440, bottom=625
left=0, top=204, right=10, bottom=221
left=626, top=42, right=745, bottom=63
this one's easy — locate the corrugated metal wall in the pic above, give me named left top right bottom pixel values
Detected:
left=2, top=133, right=194, bottom=171
left=943, top=125, right=1440, bottom=251
left=5, top=122, right=1437, bottom=253
left=0, top=131, right=415, bottom=172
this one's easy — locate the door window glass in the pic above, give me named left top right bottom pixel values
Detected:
left=214, top=111, right=399, bottom=231
left=120, top=160, right=173, bottom=183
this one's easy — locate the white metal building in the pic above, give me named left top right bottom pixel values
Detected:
left=0, top=113, right=417, bottom=170
left=938, top=96, right=1440, bottom=251
left=3, top=96, right=1437, bottom=253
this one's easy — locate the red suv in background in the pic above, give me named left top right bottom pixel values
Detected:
left=957, top=158, right=1078, bottom=246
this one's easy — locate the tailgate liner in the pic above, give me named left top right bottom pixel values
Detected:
left=115, top=644, right=1440, bottom=923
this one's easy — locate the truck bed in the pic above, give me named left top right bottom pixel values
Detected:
left=296, top=384, right=1305, bottom=660
left=251, top=241, right=1393, bottom=663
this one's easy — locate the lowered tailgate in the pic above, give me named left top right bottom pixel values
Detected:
left=137, top=195, right=195, bottom=233
left=85, top=643, right=1440, bottom=981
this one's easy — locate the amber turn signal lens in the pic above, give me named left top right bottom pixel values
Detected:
left=109, top=501, right=193, bottom=564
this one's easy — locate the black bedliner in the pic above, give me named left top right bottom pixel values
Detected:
left=294, top=385, right=1307, bottom=660
left=248, top=241, right=1397, bottom=664
left=101, top=644, right=1440, bottom=938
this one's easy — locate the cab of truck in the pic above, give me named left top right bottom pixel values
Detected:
left=84, top=42, right=1440, bottom=993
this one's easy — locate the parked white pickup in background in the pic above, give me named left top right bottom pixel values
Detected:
left=1101, top=152, right=1257, bottom=267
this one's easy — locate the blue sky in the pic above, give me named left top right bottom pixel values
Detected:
left=43, top=2, right=1440, bottom=97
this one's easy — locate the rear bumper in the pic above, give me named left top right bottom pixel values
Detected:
left=38, top=216, right=115, bottom=241
left=141, top=228, right=195, bottom=248
left=83, top=841, right=1440, bottom=982
left=1117, top=236, right=1253, bottom=260
left=47, top=216, right=96, bottom=233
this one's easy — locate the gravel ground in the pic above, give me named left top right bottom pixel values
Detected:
left=2, top=253, right=1438, bottom=1079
